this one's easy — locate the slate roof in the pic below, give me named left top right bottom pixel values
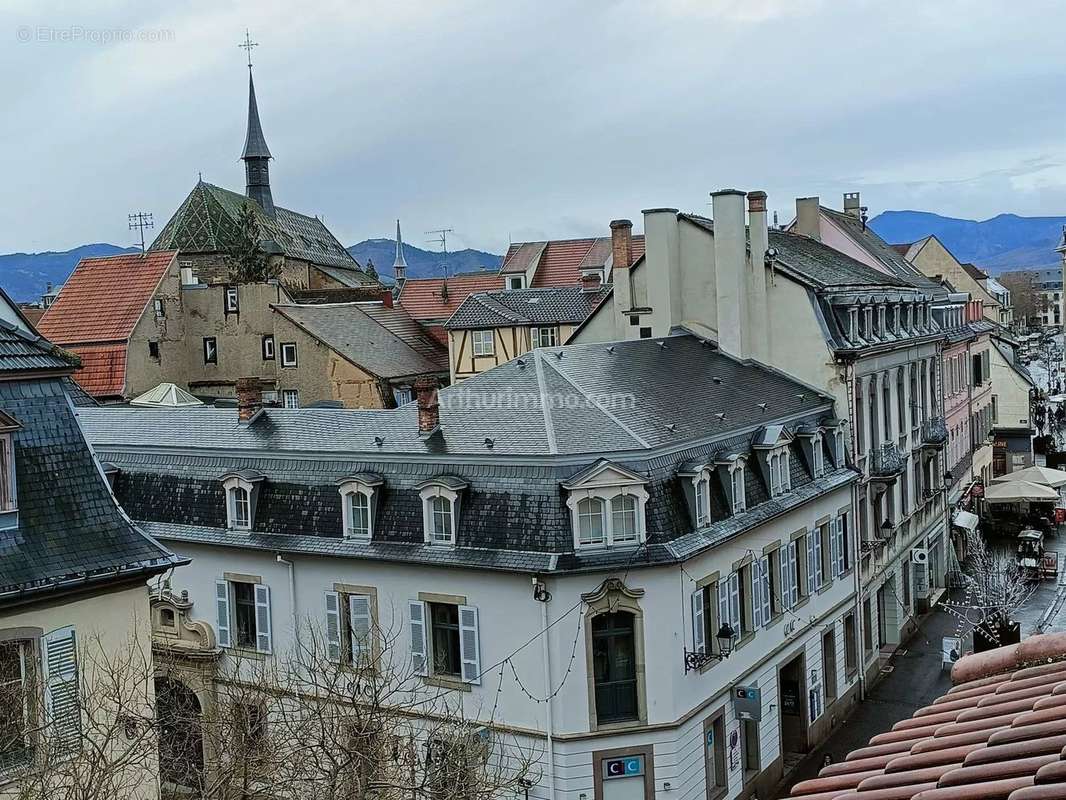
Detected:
left=150, top=181, right=367, bottom=273
left=37, top=250, right=177, bottom=344
left=500, top=236, right=647, bottom=287
left=0, top=317, right=75, bottom=375
left=241, top=73, right=271, bottom=159
left=790, top=632, right=1066, bottom=800
left=396, top=272, right=503, bottom=323
left=444, top=286, right=613, bottom=329
left=0, top=377, right=179, bottom=602
left=272, top=302, right=447, bottom=380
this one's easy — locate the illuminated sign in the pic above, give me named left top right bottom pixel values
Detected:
left=602, top=755, right=644, bottom=780
left=733, top=684, right=762, bottom=720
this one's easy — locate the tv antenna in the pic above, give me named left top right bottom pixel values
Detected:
left=426, top=228, right=454, bottom=277
left=129, top=212, right=154, bottom=253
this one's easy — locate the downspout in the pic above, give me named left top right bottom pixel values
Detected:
left=276, top=553, right=297, bottom=638
left=844, top=357, right=867, bottom=701
left=536, top=577, right=557, bottom=800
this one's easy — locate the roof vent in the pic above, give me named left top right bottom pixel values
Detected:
left=712, top=376, right=723, bottom=385
left=554, top=351, right=564, bottom=360
left=526, top=297, right=541, bottom=304
left=715, top=413, right=726, bottom=422
left=757, top=403, right=768, bottom=412
left=665, top=423, right=677, bottom=433
left=606, top=346, right=615, bottom=354
left=516, top=358, right=526, bottom=369
left=797, top=393, right=807, bottom=401
left=484, top=437, right=495, bottom=449
left=373, top=436, right=385, bottom=447
left=657, top=341, right=667, bottom=350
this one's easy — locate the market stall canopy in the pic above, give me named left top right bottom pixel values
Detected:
left=951, top=509, right=980, bottom=532
left=984, top=479, right=1060, bottom=503
left=992, top=465, right=1066, bottom=489
left=130, top=382, right=203, bottom=408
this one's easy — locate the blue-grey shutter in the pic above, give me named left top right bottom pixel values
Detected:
left=752, top=562, right=764, bottom=629
left=728, top=573, right=741, bottom=634
left=325, top=592, right=342, bottom=662
left=830, top=520, right=840, bottom=579
left=458, top=605, right=482, bottom=685
left=717, top=581, right=729, bottom=637
left=254, top=584, right=272, bottom=654
left=814, top=528, right=824, bottom=586
left=806, top=534, right=816, bottom=595
left=409, top=600, right=428, bottom=676
left=760, top=555, right=771, bottom=625
left=349, top=594, right=372, bottom=664
left=691, top=589, right=706, bottom=654
left=42, top=626, right=80, bottom=755
left=215, top=580, right=231, bottom=648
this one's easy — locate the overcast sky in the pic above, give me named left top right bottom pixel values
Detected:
left=3, top=0, right=1066, bottom=256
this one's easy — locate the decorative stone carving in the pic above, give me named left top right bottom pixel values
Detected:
left=151, top=582, right=220, bottom=662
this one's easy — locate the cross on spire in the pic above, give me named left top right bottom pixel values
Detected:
left=239, top=29, right=258, bottom=70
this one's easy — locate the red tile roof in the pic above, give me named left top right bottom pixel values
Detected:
left=37, top=251, right=177, bottom=345
left=396, top=273, right=502, bottom=323
left=66, top=344, right=128, bottom=398
left=500, top=236, right=647, bottom=289
left=790, top=633, right=1066, bottom=800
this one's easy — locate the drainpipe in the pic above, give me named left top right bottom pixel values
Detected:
left=845, top=358, right=868, bottom=702
left=536, top=576, right=557, bottom=800
left=276, top=553, right=297, bottom=639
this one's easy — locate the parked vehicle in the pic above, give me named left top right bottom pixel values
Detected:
left=1017, top=529, right=1046, bottom=580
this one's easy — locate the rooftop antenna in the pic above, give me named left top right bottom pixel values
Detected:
left=426, top=228, right=454, bottom=278
left=128, top=212, right=154, bottom=254
left=239, top=29, right=258, bottom=70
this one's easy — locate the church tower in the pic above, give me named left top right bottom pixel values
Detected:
left=240, top=34, right=274, bottom=217
left=393, top=219, right=408, bottom=289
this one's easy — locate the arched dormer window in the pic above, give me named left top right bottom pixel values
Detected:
left=729, top=461, right=747, bottom=514
left=336, top=473, right=384, bottom=541
left=219, top=470, right=264, bottom=532
left=753, top=426, right=793, bottom=498
left=563, top=460, right=649, bottom=551
left=0, top=411, right=21, bottom=532
left=415, top=476, right=469, bottom=546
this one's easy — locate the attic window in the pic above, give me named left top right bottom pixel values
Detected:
left=220, top=471, right=264, bottom=532
left=153, top=298, right=165, bottom=318
left=0, top=425, right=18, bottom=528
left=769, top=448, right=791, bottom=497
left=507, top=276, right=525, bottom=291
left=812, top=433, right=825, bottom=478
left=416, top=477, right=469, bottom=547
left=563, top=461, right=649, bottom=551
left=337, top=474, right=383, bottom=541
left=729, top=463, right=747, bottom=514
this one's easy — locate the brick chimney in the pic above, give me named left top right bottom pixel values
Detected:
left=580, top=271, right=602, bottom=293
left=236, top=377, right=263, bottom=423
left=843, top=192, right=862, bottom=218
left=795, top=197, right=821, bottom=241
left=415, top=377, right=440, bottom=436
left=610, top=219, right=633, bottom=271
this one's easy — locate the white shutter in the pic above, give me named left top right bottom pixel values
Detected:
left=718, top=581, right=729, bottom=636
left=806, top=534, right=816, bottom=595
left=42, top=626, right=81, bottom=755
left=729, top=573, right=741, bottom=635
left=458, top=605, right=482, bottom=685
left=838, top=516, right=848, bottom=575
left=254, top=584, right=272, bottom=654
left=691, top=589, right=706, bottom=654
left=215, top=580, right=231, bottom=648
left=830, top=520, right=840, bottom=579
left=760, top=555, right=771, bottom=624
left=409, top=600, right=428, bottom=676
left=752, top=562, right=764, bottom=629
left=349, top=594, right=372, bottom=663
left=786, top=542, right=798, bottom=609
left=325, top=591, right=342, bottom=662
left=814, top=527, right=824, bottom=586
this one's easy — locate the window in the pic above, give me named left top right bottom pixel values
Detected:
left=812, top=434, right=824, bottom=477
left=228, top=487, right=250, bottom=530
left=573, top=491, right=645, bottom=549
left=630, top=315, right=640, bottom=327
left=782, top=540, right=799, bottom=610
left=806, top=528, right=825, bottom=594
left=0, top=436, right=15, bottom=517
left=346, top=491, right=371, bottom=539
left=531, top=326, right=558, bottom=348
left=429, top=496, right=453, bottom=543
left=591, top=612, right=638, bottom=723
left=717, top=572, right=741, bottom=639
left=862, top=597, right=874, bottom=655
left=215, top=579, right=272, bottom=653
left=730, top=464, right=746, bottom=514
left=233, top=702, right=266, bottom=757
left=408, top=600, right=481, bottom=684
left=224, top=285, right=239, bottom=313
left=695, top=476, right=710, bottom=528
left=577, top=497, right=605, bottom=546
left=844, top=612, right=858, bottom=674
left=506, top=276, right=524, bottom=291
left=282, top=390, right=299, bottom=409
left=639, top=327, right=652, bottom=339
left=610, top=495, right=639, bottom=544
left=742, top=718, right=760, bottom=775
left=153, top=298, right=165, bottom=318
left=835, top=428, right=846, bottom=465
left=280, top=342, right=298, bottom=367
left=203, top=337, right=217, bottom=364
left=822, top=629, right=837, bottom=702
left=830, top=514, right=850, bottom=577
left=705, top=713, right=727, bottom=795
left=325, top=591, right=373, bottom=665
left=261, top=335, right=275, bottom=361
left=769, top=448, right=791, bottom=496
left=148, top=340, right=160, bottom=360
left=418, top=481, right=465, bottom=546
left=756, top=554, right=772, bottom=626
left=0, top=640, right=30, bottom=768
left=471, top=330, right=494, bottom=357
left=393, top=386, right=413, bottom=406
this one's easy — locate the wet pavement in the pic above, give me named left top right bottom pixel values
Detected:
left=1014, top=531, right=1066, bottom=635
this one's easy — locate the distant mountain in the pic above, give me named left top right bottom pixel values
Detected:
left=869, top=210, right=1066, bottom=273
left=347, top=239, right=502, bottom=281
left=0, top=243, right=139, bottom=303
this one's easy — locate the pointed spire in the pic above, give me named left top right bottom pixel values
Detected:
left=242, top=71, right=272, bottom=160
left=241, top=64, right=275, bottom=216
left=393, top=219, right=408, bottom=288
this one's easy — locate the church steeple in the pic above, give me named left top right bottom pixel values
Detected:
left=393, top=219, right=408, bottom=287
left=239, top=31, right=275, bottom=216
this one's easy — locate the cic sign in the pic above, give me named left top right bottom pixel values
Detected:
left=602, top=754, right=645, bottom=780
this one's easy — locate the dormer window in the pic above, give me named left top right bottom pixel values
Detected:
left=0, top=413, right=20, bottom=531
left=835, top=426, right=847, bottom=465
left=863, top=307, right=873, bottom=339
left=337, top=473, right=383, bottom=541
left=220, top=470, right=264, bottom=532
left=563, top=460, right=649, bottom=551
left=848, top=307, right=859, bottom=342
left=694, top=474, right=711, bottom=527
left=812, top=434, right=824, bottom=477
left=416, top=476, right=468, bottom=546
left=729, top=463, right=746, bottom=514
left=769, top=449, right=791, bottom=496
left=876, top=305, right=886, bottom=338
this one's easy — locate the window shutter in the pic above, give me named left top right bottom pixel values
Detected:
left=752, top=562, right=763, bottom=629
left=806, top=534, right=816, bottom=594
left=814, top=528, right=823, bottom=586
left=349, top=594, right=372, bottom=663
left=786, top=542, right=798, bottom=609
left=254, top=584, right=272, bottom=654
left=729, top=573, right=740, bottom=634
left=215, top=580, right=231, bottom=648
left=325, top=591, right=342, bottom=662
left=42, top=626, right=81, bottom=755
left=409, top=600, right=428, bottom=676
left=458, top=605, right=482, bottom=685
left=691, top=589, right=706, bottom=654
left=717, top=581, right=729, bottom=635
left=830, top=520, right=841, bottom=579
left=760, top=555, right=771, bottom=625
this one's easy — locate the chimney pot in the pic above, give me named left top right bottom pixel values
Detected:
left=747, top=191, right=767, bottom=213
left=415, top=377, right=440, bottom=435
left=236, top=377, right=263, bottom=423
left=610, top=219, right=633, bottom=271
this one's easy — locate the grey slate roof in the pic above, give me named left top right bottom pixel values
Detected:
left=0, top=318, right=76, bottom=374
left=79, top=333, right=833, bottom=458
left=241, top=73, right=271, bottom=159
left=0, top=377, right=179, bottom=600
left=272, top=303, right=447, bottom=380
left=444, top=286, right=612, bottom=330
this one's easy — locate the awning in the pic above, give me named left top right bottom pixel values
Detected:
left=992, top=465, right=1066, bottom=489
left=951, top=510, right=980, bottom=533
left=984, top=480, right=1060, bottom=503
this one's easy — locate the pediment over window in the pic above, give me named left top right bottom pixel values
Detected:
left=751, top=424, right=794, bottom=450
left=580, top=577, right=645, bottom=604
left=561, top=459, right=647, bottom=490
left=334, top=472, right=384, bottom=489
left=218, top=469, right=265, bottom=485
left=413, top=475, right=469, bottom=492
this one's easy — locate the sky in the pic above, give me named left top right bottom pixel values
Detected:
left=3, top=0, right=1066, bottom=256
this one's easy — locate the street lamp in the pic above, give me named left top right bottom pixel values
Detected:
left=684, top=622, right=737, bottom=673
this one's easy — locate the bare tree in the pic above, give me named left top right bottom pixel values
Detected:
left=999, top=271, right=1050, bottom=330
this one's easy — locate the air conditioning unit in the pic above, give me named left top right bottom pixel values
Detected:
left=911, top=548, right=929, bottom=565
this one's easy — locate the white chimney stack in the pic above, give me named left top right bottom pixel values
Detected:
left=712, top=189, right=748, bottom=359
left=747, top=191, right=769, bottom=362
left=795, top=196, right=821, bottom=240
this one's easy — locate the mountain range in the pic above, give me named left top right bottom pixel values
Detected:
left=868, top=211, right=1066, bottom=272
left=347, top=238, right=502, bottom=282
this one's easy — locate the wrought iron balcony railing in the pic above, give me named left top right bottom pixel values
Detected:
left=869, top=442, right=906, bottom=480
left=921, top=416, right=948, bottom=448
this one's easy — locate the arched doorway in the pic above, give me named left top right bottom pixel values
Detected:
left=155, top=677, right=204, bottom=793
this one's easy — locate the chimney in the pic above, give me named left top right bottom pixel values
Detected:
left=712, top=189, right=748, bottom=359
left=843, top=192, right=862, bottom=218
left=415, top=377, right=440, bottom=436
left=236, top=377, right=263, bottom=423
left=795, top=197, right=821, bottom=240
left=610, top=219, right=633, bottom=271
left=747, top=191, right=769, bottom=362
left=380, top=287, right=394, bottom=308
left=580, top=272, right=602, bottom=293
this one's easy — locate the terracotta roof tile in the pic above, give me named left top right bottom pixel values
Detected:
left=500, top=235, right=647, bottom=288
left=790, top=633, right=1066, bottom=800
left=396, top=273, right=502, bottom=322
left=38, top=251, right=176, bottom=344
left=67, top=344, right=127, bottom=398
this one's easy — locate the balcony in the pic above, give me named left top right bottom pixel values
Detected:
left=869, top=442, right=906, bottom=483
left=921, top=416, right=948, bottom=451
